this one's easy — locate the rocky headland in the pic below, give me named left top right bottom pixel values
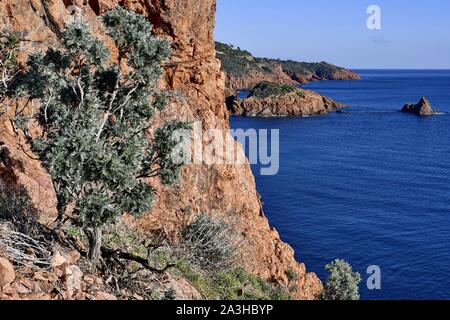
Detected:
left=0, top=0, right=321, bottom=300
left=401, top=97, right=435, bottom=116
left=229, top=82, right=344, bottom=117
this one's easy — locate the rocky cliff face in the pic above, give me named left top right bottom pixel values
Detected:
left=0, top=0, right=322, bottom=299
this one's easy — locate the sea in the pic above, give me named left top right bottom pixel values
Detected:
left=231, top=70, right=450, bottom=300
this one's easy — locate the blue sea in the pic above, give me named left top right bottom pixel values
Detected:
left=231, top=70, right=450, bottom=300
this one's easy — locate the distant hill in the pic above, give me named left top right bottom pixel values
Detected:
left=215, top=42, right=360, bottom=93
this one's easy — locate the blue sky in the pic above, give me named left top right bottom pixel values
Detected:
left=215, top=0, right=450, bottom=69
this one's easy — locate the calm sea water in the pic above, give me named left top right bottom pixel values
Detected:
left=231, top=70, right=450, bottom=300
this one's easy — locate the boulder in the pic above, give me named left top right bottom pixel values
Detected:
left=94, top=291, right=117, bottom=301
left=0, top=257, right=15, bottom=287
left=401, top=97, right=434, bottom=116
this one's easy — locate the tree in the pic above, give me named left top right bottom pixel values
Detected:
left=10, top=7, right=188, bottom=264
left=322, top=259, right=361, bottom=300
left=0, top=32, right=21, bottom=115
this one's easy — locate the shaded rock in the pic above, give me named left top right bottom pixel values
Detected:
left=0, top=257, right=15, bottom=287
left=401, top=97, right=434, bottom=116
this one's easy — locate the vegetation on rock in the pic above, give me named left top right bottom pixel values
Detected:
left=0, top=185, right=41, bottom=238
left=0, top=32, right=21, bottom=115
left=215, top=42, right=256, bottom=77
left=322, top=259, right=361, bottom=300
left=9, top=8, right=188, bottom=264
left=248, top=81, right=297, bottom=99
left=229, top=81, right=339, bottom=117
left=216, top=42, right=360, bottom=91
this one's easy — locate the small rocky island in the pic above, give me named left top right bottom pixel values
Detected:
left=228, top=81, right=344, bottom=117
left=401, top=97, right=435, bottom=116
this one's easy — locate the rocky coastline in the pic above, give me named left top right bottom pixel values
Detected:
left=229, top=82, right=344, bottom=117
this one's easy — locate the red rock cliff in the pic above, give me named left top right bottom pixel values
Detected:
left=0, top=0, right=322, bottom=299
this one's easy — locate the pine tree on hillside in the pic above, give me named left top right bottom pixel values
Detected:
left=10, top=7, right=189, bottom=263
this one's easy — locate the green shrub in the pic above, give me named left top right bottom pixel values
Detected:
left=102, top=220, right=149, bottom=258
left=322, top=259, right=361, bottom=300
left=163, top=288, right=177, bottom=300
left=285, top=268, right=298, bottom=283
left=9, top=8, right=188, bottom=263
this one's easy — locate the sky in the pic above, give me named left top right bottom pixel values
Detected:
left=215, top=0, right=450, bottom=69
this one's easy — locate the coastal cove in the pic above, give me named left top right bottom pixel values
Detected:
left=231, top=69, right=450, bottom=299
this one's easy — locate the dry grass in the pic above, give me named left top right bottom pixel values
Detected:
left=0, top=222, right=53, bottom=269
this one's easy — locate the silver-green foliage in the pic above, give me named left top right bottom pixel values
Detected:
left=322, top=259, right=361, bottom=300
left=10, top=8, right=188, bottom=251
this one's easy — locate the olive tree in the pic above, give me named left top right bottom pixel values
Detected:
left=10, top=7, right=188, bottom=263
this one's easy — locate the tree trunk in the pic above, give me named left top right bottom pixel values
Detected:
left=88, top=226, right=102, bottom=264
